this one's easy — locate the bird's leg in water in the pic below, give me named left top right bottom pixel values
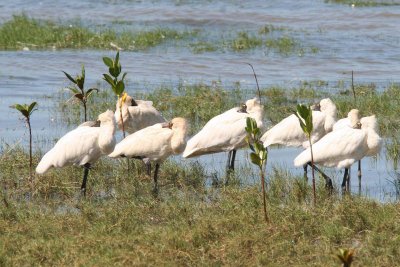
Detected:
left=153, top=163, right=160, bottom=194
left=229, top=150, right=237, bottom=170
left=358, top=160, right=362, bottom=195
left=303, top=164, right=308, bottom=181
left=307, top=163, right=333, bottom=191
left=226, top=151, right=232, bottom=171
left=81, top=163, right=91, bottom=196
left=341, top=168, right=350, bottom=194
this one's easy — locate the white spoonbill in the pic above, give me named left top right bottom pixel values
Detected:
left=115, top=93, right=165, bottom=134
left=182, top=98, right=263, bottom=171
left=332, top=108, right=363, bottom=190
left=109, top=117, right=188, bottom=192
left=261, top=98, right=337, bottom=148
left=294, top=115, right=382, bottom=191
left=36, top=110, right=117, bottom=195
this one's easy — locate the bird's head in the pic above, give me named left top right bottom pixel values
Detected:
left=310, top=102, right=321, bottom=111
left=98, top=109, right=115, bottom=125
left=348, top=109, right=361, bottom=128
left=360, top=115, right=378, bottom=131
left=237, top=103, right=247, bottom=113
left=162, top=117, right=188, bottom=134
left=117, top=93, right=137, bottom=108
left=319, top=98, right=337, bottom=117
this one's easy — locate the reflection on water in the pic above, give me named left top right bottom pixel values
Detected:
left=1, top=0, right=399, bottom=201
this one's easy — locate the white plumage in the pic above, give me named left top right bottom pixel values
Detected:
left=332, top=109, right=360, bottom=131
left=294, top=115, right=382, bottom=169
left=109, top=117, right=188, bottom=191
left=115, top=93, right=165, bottom=134
left=183, top=98, right=263, bottom=160
left=36, top=110, right=117, bottom=195
left=261, top=98, right=337, bottom=148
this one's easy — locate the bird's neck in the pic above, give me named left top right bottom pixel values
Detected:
left=171, top=129, right=187, bottom=154
left=98, top=122, right=116, bottom=154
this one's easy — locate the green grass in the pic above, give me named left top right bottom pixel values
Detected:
left=325, top=0, right=400, bottom=6
left=0, top=148, right=399, bottom=266
left=0, top=15, right=195, bottom=50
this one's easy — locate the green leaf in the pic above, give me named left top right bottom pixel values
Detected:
left=14, top=104, right=29, bottom=118
left=67, top=87, right=80, bottom=94
left=115, top=81, right=125, bottom=95
left=76, top=76, right=84, bottom=90
left=27, top=102, right=37, bottom=115
left=254, top=142, right=264, bottom=154
left=103, top=57, right=113, bottom=67
left=85, top=88, right=99, bottom=99
left=81, top=65, right=85, bottom=79
left=295, top=104, right=313, bottom=136
left=121, top=72, right=127, bottom=81
left=62, top=71, right=77, bottom=84
left=109, top=66, right=119, bottom=78
left=250, top=153, right=261, bottom=166
left=115, top=51, right=120, bottom=67
left=103, top=74, right=115, bottom=87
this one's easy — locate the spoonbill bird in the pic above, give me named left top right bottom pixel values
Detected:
left=115, top=93, right=165, bottom=134
left=294, top=115, right=382, bottom=191
left=36, top=110, right=117, bottom=195
left=332, top=109, right=363, bottom=190
left=261, top=98, right=337, bottom=181
left=182, top=98, right=263, bottom=171
left=261, top=98, right=337, bottom=148
left=109, top=117, right=188, bottom=192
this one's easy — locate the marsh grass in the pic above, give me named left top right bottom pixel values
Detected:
left=0, top=15, right=194, bottom=50
left=0, top=148, right=399, bottom=266
left=325, top=0, right=400, bottom=6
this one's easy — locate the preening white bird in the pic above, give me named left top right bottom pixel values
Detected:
left=109, top=117, right=188, bottom=192
left=261, top=98, right=337, bottom=148
left=294, top=115, right=382, bottom=190
left=333, top=109, right=360, bottom=131
left=115, top=93, right=166, bottom=134
left=36, top=110, right=117, bottom=195
left=182, top=98, right=264, bottom=171
left=332, top=109, right=362, bottom=190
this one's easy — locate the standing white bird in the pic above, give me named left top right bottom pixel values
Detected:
left=36, top=110, right=117, bottom=195
left=109, top=117, right=188, bottom=192
left=261, top=98, right=337, bottom=148
left=294, top=115, right=382, bottom=191
left=182, top=98, right=264, bottom=171
left=332, top=109, right=362, bottom=190
left=115, top=93, right=165, bottom=134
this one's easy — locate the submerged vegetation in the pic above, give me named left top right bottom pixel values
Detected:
left=0, top=15, right=319, bottom=56
left=0, top=15, right=194, bottom=50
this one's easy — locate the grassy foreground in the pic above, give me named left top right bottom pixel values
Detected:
left=0, top=149, right=399, bottom=266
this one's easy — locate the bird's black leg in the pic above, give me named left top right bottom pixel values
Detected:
left=153, top=163, right=160, bottom=194
left=81, top=163, right=91, bottom=196
left=341, top=168, right=349, bottom=193
left=146, top=161, right=152, bottom=176
left=226, top=150, right=232, bottom=171
left=347, top=167, right=351, bottom=193
left=307, top=163, right=333, bottom=191
left=229, top=150, right=237, bottom=171
left=358, top=160, right=362, bottom=195
left=303, top=164, right=308, bottom=181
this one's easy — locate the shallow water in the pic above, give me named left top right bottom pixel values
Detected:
left=1, top=0, right=399, bottom=201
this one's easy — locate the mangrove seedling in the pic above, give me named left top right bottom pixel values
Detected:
left=102, top=51, right=127, bottom=137
left=13, top=102, right=38, bottom=182
left=245, top=117, right=269, bottom=222
left=337, top=248, right=355, bottom=267
left=63, top=65, right=99, bottom=122
left=294, top=104, right=316, bottom=206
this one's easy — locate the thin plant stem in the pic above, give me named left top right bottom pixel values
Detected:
left=27, top=117, right=33, bottom=184
left=260, top=168, right=269, bottom=222
left=83, top=101, right=87, bottom=122
left=309, top=138, right=316, bottom=206
left=118, top=95, right=126, bottom=138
